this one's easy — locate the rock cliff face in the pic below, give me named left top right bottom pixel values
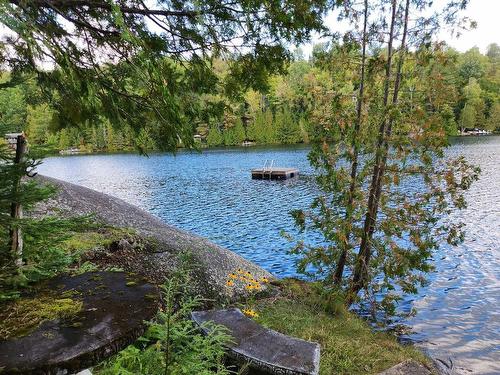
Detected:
left=33, top=175, right=273, bottom=302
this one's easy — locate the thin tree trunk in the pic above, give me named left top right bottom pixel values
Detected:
left=348, top=0, right=402, bottom=301
left=371, top=0, right=410, bottom=230
left=9, top=134, right=27, bottom=269
left=333, top=0, right=369, bottom=286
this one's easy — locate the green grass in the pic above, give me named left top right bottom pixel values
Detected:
left=254, top=280, right=431, bottom=375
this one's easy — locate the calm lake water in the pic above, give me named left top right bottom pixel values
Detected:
left=39, top=136, right=500, bottom=374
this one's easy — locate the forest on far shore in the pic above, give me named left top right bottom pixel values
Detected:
left=1, top=43, right=499, bottom=153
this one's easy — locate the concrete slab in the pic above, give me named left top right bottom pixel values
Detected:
left=192, top=308, right=320, bottom=375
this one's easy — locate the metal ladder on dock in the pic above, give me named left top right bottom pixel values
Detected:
left=262, top=159, right=274, bottom=179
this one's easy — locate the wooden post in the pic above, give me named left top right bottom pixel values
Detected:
left=9, top=134, right=27, bottom=268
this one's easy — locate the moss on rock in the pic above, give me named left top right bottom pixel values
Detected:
left=0, top=295, right=83, bottom=340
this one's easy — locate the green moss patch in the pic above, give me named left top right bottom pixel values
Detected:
left=62, top=227, right=137, bottom=255
left=0, top=296, right=83, bottom=340
left=254, top=279, right=431, bottom=375
left=61, top=227, right=156, bottom=276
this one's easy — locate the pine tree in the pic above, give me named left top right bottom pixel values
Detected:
left=460, top=78, right=485, bottom=131
left=223, top=118, right=245, bottom=146
left=206, top=125, right=224, bottom=147
left=486, top=102, right=500, bottom=132
left=275, top=108, right=301, bottom=144
left=248, top=110, right=276, bottom=144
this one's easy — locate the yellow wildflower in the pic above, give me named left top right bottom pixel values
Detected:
left=226, top=280, right=234, bottom=287
left=260, top=277, right=269, bottom=283
left=242, top=309, right=259, bottom=318
left=228, top=273, right=237, bottom=279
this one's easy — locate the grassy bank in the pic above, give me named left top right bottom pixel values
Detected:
left=254, top=279, right=431, bottom=375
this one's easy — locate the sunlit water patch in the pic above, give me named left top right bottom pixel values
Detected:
left=39, top=137, right=500, bottom=374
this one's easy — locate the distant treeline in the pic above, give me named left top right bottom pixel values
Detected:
left=1, top=43, right=499, bottom=152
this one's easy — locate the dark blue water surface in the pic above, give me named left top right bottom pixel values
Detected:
left=39, top=137, right=500, bottom=374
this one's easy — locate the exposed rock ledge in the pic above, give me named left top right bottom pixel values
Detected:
left=32, top=175, right=273, bottom=302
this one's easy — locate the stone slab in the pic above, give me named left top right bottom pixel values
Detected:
left=191, top=308, right=320, bottom=375
left=0, top=272, right=159, bottom=374
left=378, top=360, right=431, bottom=375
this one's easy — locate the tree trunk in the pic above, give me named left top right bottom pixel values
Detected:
left=333, top=0, right=369, bottom=286
left=349, top=0, right=411, bottom=301
left=9, top=134, right=27, bottom=269
left=371, top=0, right=411, bottom=231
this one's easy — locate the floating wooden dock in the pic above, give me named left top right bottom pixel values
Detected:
left=252, top=159, right=299, bottom=180
left=251, top=167, right=299, bottom=180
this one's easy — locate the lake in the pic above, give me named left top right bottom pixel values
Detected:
left=39, top=136, right=500, bottom=374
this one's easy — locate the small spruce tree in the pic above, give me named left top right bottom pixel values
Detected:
left=0, top=137, right=90, bottom=300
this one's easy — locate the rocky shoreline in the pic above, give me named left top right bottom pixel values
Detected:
left=33, top=175, right=273, bottom=302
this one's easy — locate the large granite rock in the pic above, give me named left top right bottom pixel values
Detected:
left=32, top=176, right=273, bottom=302
left=0, top=272, right=159, bottom=374
left=191, top=308, right=320, bottom=375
